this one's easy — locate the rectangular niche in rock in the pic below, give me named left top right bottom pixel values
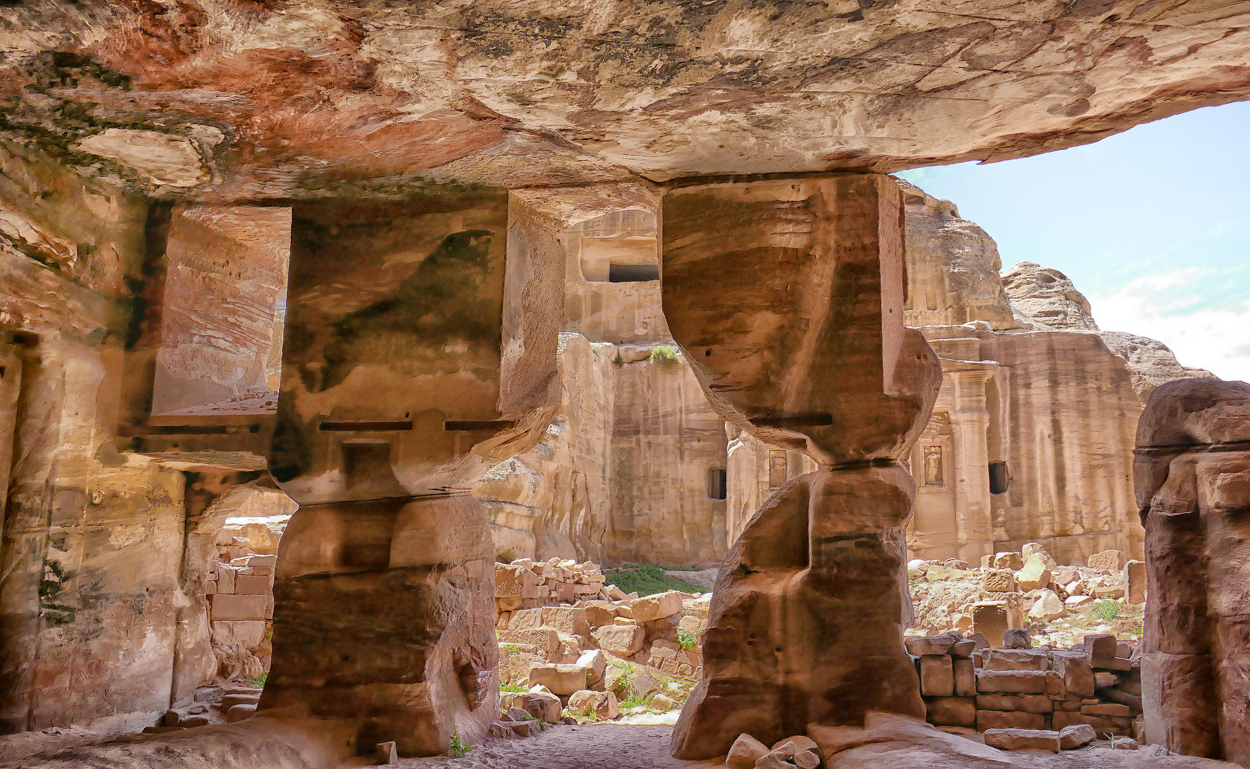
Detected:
left=607, top=263, right=660, bottom=282
left=989, top=461, right=1010, bottom=494
left=708, top=467, right=727, bottom=500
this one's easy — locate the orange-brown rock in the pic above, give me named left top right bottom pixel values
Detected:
left=661, top=174, right=939, bottom=467
left=665, top=174, right=940, bottom=759
left=3, top=3, right=1249, bottom=195
left=261, top=189, right=565, bottom=755
left=902, top=182, right=1211, bottom=566
left=1137, top=379, right=1250, bottom=765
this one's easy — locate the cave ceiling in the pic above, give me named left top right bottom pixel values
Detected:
left=1, top=0, right=1248, bottom=200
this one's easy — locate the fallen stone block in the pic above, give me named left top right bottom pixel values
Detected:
left=983, top=727, right=1060, bottom=752
left=630, top=591, right=684, bottom=622
left=1122, top=560, right=1146, bottom=605
left=568, top=689, right=619, bottom=719
left=1016, top=554, right=1052, bottom=591
left=225, top=704, right=257, bottom=722
left=983, top=570, right=1018, bottom=593
left=498, top=628, right=560, bottom=656
left=577, top=649, right=607, bottom=686
left=905, top=635, right=958, bottom=656
left=376, top=741, right=398, bottom=765
left=1003, top=628, right=1032, bottom=649
left=488, top=722, right=512, bottom=738
left=542, top=606, right=589, bottom=637
left=528, top=663, right=588, bottom=696
left=1059, top=723, right=1096, bottom=749
left=583, top=601, right=619, bottom=628
left=592, top=624, right=645, bottom=656
left=727, top=734, right=770, bottom=769
left=993, top=552, right=1024, bottom=570
left=509, top=720, right=543, bottom=737
left=1087, top=550, right=1127, bottom=571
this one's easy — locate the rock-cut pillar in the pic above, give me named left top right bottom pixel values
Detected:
left=261, top=192, right=563, bottom=756
left=661, top=175, right=942, bottom=758
left=1136, top=379, right=1250, bottom=766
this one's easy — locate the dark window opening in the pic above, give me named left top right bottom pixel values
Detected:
left=608, top=263, right=660, bottom=283
left=989, top=462, right=1010, bottom=494
left=708, top=467, right=727, bottom=500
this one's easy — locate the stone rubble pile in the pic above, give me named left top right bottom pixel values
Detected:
left=726, top=733, right=822, bottom=769
left=141, top=682, right=264, bottom=733
left=492, top=558, right=709, bottom=736
left=909, top=544, right=1146, bottom=643
left=914, top=628, right=1143, bottom=746
left=204, top=525, right=282, bottom=681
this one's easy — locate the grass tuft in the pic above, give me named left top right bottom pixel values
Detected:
left=1092, top=598, right=1121, bottom=621
left=648, top=345, right=681, bottom=365
left=603, top=564, right=701, bottom=597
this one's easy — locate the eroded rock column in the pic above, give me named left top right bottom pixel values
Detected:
left=1136, top=379, right=1250, bottom=766
left=261, top=192, right=562, bottom=756
left=661, top=175, right=941, bottom=759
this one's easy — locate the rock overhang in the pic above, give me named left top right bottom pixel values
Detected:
left=0, top=0, right=1247, bottom=201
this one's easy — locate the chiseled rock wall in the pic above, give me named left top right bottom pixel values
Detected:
left=152, top=206, right=289, bottom=415
left=903, top=183, right=1212, bottom=566
left=476, top=334, right=728, bottom=568
left=900, top=180, right=1018, bottom=331
left=0, top=140, right=214, bottom=732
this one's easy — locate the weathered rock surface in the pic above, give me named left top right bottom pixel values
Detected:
left=899, top=180, right=1018, bottom=331
left=903, top=187, right=1212, bottom=564
left=1136, top=379, right=1250, bottom=766
left=1002, top=262, right=1099, bottom=332
left=668, top=174, right=940, bottom=760
left=2, top=2, right=1249, bottom=196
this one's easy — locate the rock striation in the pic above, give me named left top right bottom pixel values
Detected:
left=663, top=174, right=941, bottom=759
left=2, top=2, right=1249, bottom=195
left=1136, top=379, right=1250, bottom=765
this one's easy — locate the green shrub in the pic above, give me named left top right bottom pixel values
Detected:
left=677, top=627, right=696, bottom=650
left=500, top=680, right=527, bottom=692
left=244, top=671, right=267, bottom=688
left=1092, top=599, right=1121, bottom=621
left=649, top=345, right=680, bottom=365
left=611, top=674, right=636, bottom=703
left=448, top=727, right=471, bottom=758
left=603, top=564, right=701, bottom=596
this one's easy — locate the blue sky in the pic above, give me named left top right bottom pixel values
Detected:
left=898, top=100, right=1250, bottom=383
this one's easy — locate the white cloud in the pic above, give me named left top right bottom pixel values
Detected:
left=1090, top=271, right=1250, bottom=383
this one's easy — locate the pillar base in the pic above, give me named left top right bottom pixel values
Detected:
left=260, top=496, right=497, bottom=757
left=671, top=466, right=925, bottom=760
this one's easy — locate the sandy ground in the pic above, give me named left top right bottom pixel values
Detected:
left=396, top=724, right=717, bottom=769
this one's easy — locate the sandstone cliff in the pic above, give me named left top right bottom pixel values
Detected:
left=900, top=180, right=1018, bottom=331
left=903, top=185, right=1214, bottom=566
